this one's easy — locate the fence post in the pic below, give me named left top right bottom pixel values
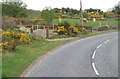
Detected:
left=30, top=27, right=33, bottom=34
left=37, top=25, right=39, bottom=30
left=44, top=26, right=46, bottom=37
left=45, top=27, right=49, bottom=38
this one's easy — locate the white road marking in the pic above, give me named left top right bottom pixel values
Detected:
left=104, top=40, right=110, bottom=43
left=92, top=63, right=99, bottom=76
left=92, top=51, right=96, bottom=59
left=97, top=44, right=102, bottom=49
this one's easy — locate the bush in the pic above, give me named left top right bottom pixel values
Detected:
left=75, top=22, right=81, bottom=28
left=28, top=34, right=41, bottom=41
left=63, top=21, right=70, bottom=30
left=58, top=21, right=70, bottom=30
left=2, top=16, right=17, bottom=29
left=79, top=27, right=88, bottom=32
left=48, top=34, right=69, bottom=39
left=2, top=31, right=32, bottom=51
left=79, top=27, right=89, bottom=35
left=68, top=26, right=78, bottom=36
left=97, top=26, right=108, bottom=31
left=110, top=25, right=118, bottom=29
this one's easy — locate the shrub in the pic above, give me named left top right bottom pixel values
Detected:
left=75, top=23, right=81, bottom=28
left=2, top=16, right=16, bottom=29
left=79, top=27, right=88, bottom=32
left=79, top=27, right=89, bottom=35
left=2, top=31, right=32, bottom=51
left=58, top=21, right=70, bottom=30
left=48, top=34, right=68, bottom=39
left=97, top=26, right=108, bottom=31
left=63, top=21, right=70, bottom=30
left=68, top=26, right=78, bottom=36
left=56, top=26, right=67, bottom=35
left=28, top=34, right=41, bottom=41
left=110, top=25, right=118, bottom=29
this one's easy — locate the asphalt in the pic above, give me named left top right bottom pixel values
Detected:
left=24, top=32, right=118, bottom=77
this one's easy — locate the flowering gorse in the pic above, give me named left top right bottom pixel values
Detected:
left=2, top=31, right=32, bottom=51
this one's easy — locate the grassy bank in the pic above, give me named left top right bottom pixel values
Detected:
left=52, top=18, right=118, bottom=27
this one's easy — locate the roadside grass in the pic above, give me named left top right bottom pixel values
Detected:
left=48, top=34, right=70, bottom=39
left=52, top=18, right=118, bottom=27
left=78, top=29, right=118, bottom=38
left=2, top=29, right=118, bottom=77
left=2, top=37, right=70, bottom=77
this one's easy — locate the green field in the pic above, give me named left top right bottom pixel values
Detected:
left=52, top=18, right=118, bottom=27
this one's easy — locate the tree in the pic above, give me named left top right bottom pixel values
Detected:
left=84, top=8, right=102, bottom=13
left=83, top=12, right=89, bottom=18
left=26, top=9, right=41, bottom=19
left=112, top=1, right=120, bottom=15
left=16, top=11, right=27, bottom=18
left=41, top=8, right=55, bottom=23
left=53, top=8, right=61, bottom=13
left=103, top=11, right=114, bottom=19
left=61, top=7, right=66, bottom=14
left=2, top=0, right=27, bottom=17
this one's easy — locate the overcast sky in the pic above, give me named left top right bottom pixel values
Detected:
left=2, top=0, right=120, bottom=11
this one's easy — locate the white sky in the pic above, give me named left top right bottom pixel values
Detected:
left=2, top=0, right=120, bottom=11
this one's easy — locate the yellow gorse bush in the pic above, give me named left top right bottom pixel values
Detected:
left=69, top=26, right=78, bottom=33
left=2, top=31, right=14, bottom=36
left=2, top=31, right=32, bottom=51
left=17, top=33, right=26, bottom=38
left=79, top=27, right=88, bottom=33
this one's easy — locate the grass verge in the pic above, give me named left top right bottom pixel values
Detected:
left=2, top=37, right=71, bottom=77
left=78, top=29, right=118, bottom=38
left=48, top=34, right=70, bottom=39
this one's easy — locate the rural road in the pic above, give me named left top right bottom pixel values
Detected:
left=24, top=32, right=118, bottom=77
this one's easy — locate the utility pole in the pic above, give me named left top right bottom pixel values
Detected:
left=80, top=0, right=83, bottom=28
left=59, top=9, right=62, bottom=23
